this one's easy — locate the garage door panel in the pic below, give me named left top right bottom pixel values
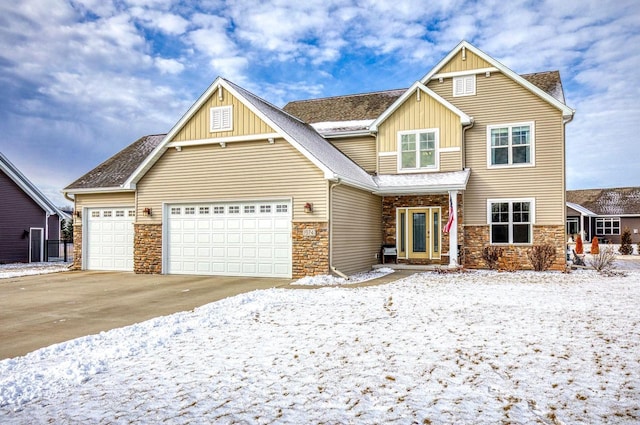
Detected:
left=167, top=201, right=291, bottom=277
left=85, top=207, right=135, bottom=271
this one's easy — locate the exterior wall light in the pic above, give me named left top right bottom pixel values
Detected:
left=304, top=202, right=313, bottom=213
left=74, top=210, right=81, bottom=218
left=143, top=207, right=152, bottom=216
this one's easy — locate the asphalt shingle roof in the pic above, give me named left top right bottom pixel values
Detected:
left=567, top=187, right=640, bottom=216
left=65, top=134, right=165, bottom=190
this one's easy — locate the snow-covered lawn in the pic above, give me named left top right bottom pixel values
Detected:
left=1, top=270, right=639, bottom=424
left=0, top=262, right=70, bottom=279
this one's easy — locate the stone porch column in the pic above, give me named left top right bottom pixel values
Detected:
left=448, top=190, right=458, bottom=267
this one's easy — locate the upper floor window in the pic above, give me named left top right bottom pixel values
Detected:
left=453, top=75, right=475, bottom=97
left=488, top=198, right=534, bottom=244
left=595, top=217, right=620, bottom=235
left=487, top=122, right=534, bottom=168
left=398, top=129, right=439, bottom=172
left=210, top=105, right=232, bottom=132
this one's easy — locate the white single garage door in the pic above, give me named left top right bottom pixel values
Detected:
left=85, top=208, right=135, bottom=271
left=167, top=201, right=291, bottom=278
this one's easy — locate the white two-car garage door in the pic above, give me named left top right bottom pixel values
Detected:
left=167, top=200, right=292, bottom=278
left=85, top=208, right=135, bottom=271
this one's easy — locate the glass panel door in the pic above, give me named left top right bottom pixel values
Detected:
left=412, top=213, right=426, bottom=252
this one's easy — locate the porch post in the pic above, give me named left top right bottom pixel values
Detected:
left=448, top=190, right=458, bottom=267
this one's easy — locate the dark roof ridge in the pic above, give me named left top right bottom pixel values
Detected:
left=286, top=88, right=407, bottom=105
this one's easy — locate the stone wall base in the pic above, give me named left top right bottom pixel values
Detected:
left=134, top=223, right=162, bottom=274
left=292, top=222, right=329, bottom=278
left=464, top=225, right=566, bottom=271
left=71, top=225, right=82, bottom=270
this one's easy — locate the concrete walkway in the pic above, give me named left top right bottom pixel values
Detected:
left=0, top=269, right=417, bottom=360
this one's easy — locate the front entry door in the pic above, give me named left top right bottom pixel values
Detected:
left=398, top=207, right=441, bottom=260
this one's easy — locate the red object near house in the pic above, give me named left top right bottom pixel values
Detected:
left=591, top=236, right=600, bottom=254
left=575, top=235, right=584, bottom=255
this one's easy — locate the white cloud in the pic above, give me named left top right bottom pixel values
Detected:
left=154, top=57, right=185, bottom=74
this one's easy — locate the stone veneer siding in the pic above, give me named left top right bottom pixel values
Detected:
left=292, top=222, right=329, bottom=278
left=71, top=224, right=82, bottom=270
left=382, top=194, right=463, bottom=265
left=134, top=223, right=162, bottom=274
left=464, top=224, right=566, bottom=271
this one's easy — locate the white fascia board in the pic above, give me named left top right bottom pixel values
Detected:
left=124, top=77, right=226, bottom=188
left=167, top=132, right=281, bottom=148
left=320, top=130, right=374, bottom=139
left=369, top=82, right=472, bottom=132
left=431, top=67, right=499, bottom=80
left=220, top=81, right=338, bottom=180
left=330, top=175, right=377, bottom=192
left=420, top=41, right=575, bottom=117
left=0, top=153, right=64, bottom=216
left=64, top=187, right=136, bottom=195
left=372, top=183, right=468, bottom=195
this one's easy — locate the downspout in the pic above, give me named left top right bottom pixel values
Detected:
left=461, top=118, right=474, bottom=169
left=562, top=114, right=574, bottom=250
left=329, top=178, right=349, bottom=280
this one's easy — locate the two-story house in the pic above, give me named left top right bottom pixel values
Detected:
left=64, top=41, right=574, bottom=278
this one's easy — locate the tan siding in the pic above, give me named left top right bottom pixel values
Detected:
left=440, top=151, right=463, bottom=172
left=378, top=92, right=461, bottom=154
left=75, top=192, right=135, bottom=210
left=331, top=184, right=382, bottom=275
left=172, top=90, right=274, bottom=142
left=329, top=136, right=376, bottom=173
left=378, top=155, right=398, bottom=174
left=136, top=139, right=328, bottom=223
left=439, top=49, right=492, bottom=74
left=427, top=72, right=565, bottom=225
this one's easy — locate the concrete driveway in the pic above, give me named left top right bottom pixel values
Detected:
left=0, top=270, right=291, bottom=360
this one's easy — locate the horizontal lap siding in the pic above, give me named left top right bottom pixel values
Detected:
left=75, top=192, right=135, bottom=210
left=440, top=151, right=463, bottom=172
left=136, top=140, right=327, bottom=222
left=331, top=185, right=382, bottom=275
left=329, top=136, right=376, bottom=173
left=427, top=73, right=565, bottom=225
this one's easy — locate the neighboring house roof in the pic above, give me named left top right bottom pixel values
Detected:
left=64, top=134, right=165, bottom=192
left=521, top=71, right=565, bottom=104
left=567, top=187, right=640, bottom=216
left=566, top=202, right=596, bottom=217
left=0, top=152, right=68, bottom=218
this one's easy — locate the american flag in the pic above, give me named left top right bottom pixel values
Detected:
left=444, top=195, right=454, bottom=233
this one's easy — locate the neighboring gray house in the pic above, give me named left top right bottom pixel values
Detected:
left=0, top=152, right=69, bottom=263
left=566, top=187, right=640, bottom=244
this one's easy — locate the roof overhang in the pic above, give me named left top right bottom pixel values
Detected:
left=372, top=169, right=470, bottom=195
left=64, top=187, right=136, bottom=196
left=421, top=41, right=574, bottom=117
left=369, top=81, right=473, bottom=132
left=566, top=202, right=596, bottom=216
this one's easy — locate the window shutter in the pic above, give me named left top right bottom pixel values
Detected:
left=464, top=75, right=475, bottom=95
left=454, top=78, right=465, bottom=96
left=210, top=106, right=232, bottom=132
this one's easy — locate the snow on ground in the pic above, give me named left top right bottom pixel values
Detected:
left=1, top=270, right=639, bottom=424
left=0, top=262, right=70, bottom=279
left=291, top=267, right=395, bottom=285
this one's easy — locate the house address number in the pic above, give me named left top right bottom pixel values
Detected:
left=302, top=228, right=316, bottom=237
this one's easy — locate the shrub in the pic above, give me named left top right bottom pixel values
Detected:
left=575, top=234, right=584, bottom=254
left=482, top=246, right=503, bottom=270
left=588, top=246, right=617, bottom=272
left=619, top=228, right=633, bottom=255
left=591, top=236, right=599, bottom=255
left=527, top=244, right=557, bottom=271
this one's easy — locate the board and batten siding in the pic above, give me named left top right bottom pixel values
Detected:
left=329, top=136, right=376, bottom=173
left=427, top=72, right=566, bottom=225
left=172, top=89, right=274, bottom=142
left=376, top=90, right=463, bottom=175
left=438, top=49, right=492, bottom=74
left=136, top=139, right=328, bottom=223
left=331, top=184, right=382, bottom=275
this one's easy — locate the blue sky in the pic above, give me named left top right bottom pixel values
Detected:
left=1, top=0, right=639, bottom=207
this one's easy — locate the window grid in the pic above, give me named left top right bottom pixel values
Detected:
left=199, top=207, right=210, bottom=215
left=595, top=218, right=620, bottom=235
left=399, top=129, right=438, bottom=171
left=171, top=207, right=181, bottom=215
left=276, top=204, right=288, bottom=213
left=260, top=205, right=272, bottom=213
left=489, top=200, right=532, bottom=244
left=229, top=206, right=240, bottom=214
left=184, top=207, right=195, bottom=215
left=128, top=210, right=136, bottom=217
left=488, top=123, right=533, bottom=167
left=91, top=211, right=100, bottom=218
left=115, top=210, right=124, bottom=217
left=103, top=211, right=112, bottom=218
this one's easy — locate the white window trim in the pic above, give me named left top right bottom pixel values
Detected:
left=453, top=74, right=476, bottom=97
left=486, top=198, right=536, bottom=245
left=595, top=217, right=620, bottom=235
left=210, top=105, right=233, bottom=132
left=486, top=121, right=535, bottom=169
left=397, top=128, right=440, bottom=173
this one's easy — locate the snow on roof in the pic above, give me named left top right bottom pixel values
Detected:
left=566, top=202, right=596, bottom=216
left=310, top=119, right=374, bottom=134
left=373, top=169, right=470, bottom=194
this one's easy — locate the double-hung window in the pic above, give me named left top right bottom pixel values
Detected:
left=398, top=129, right=439, bottom=172
left=487, top=122, right=534, bottom=167
left=595, top=217, right=620, bottom=235
left=488, top=199, right=534, bottom=244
